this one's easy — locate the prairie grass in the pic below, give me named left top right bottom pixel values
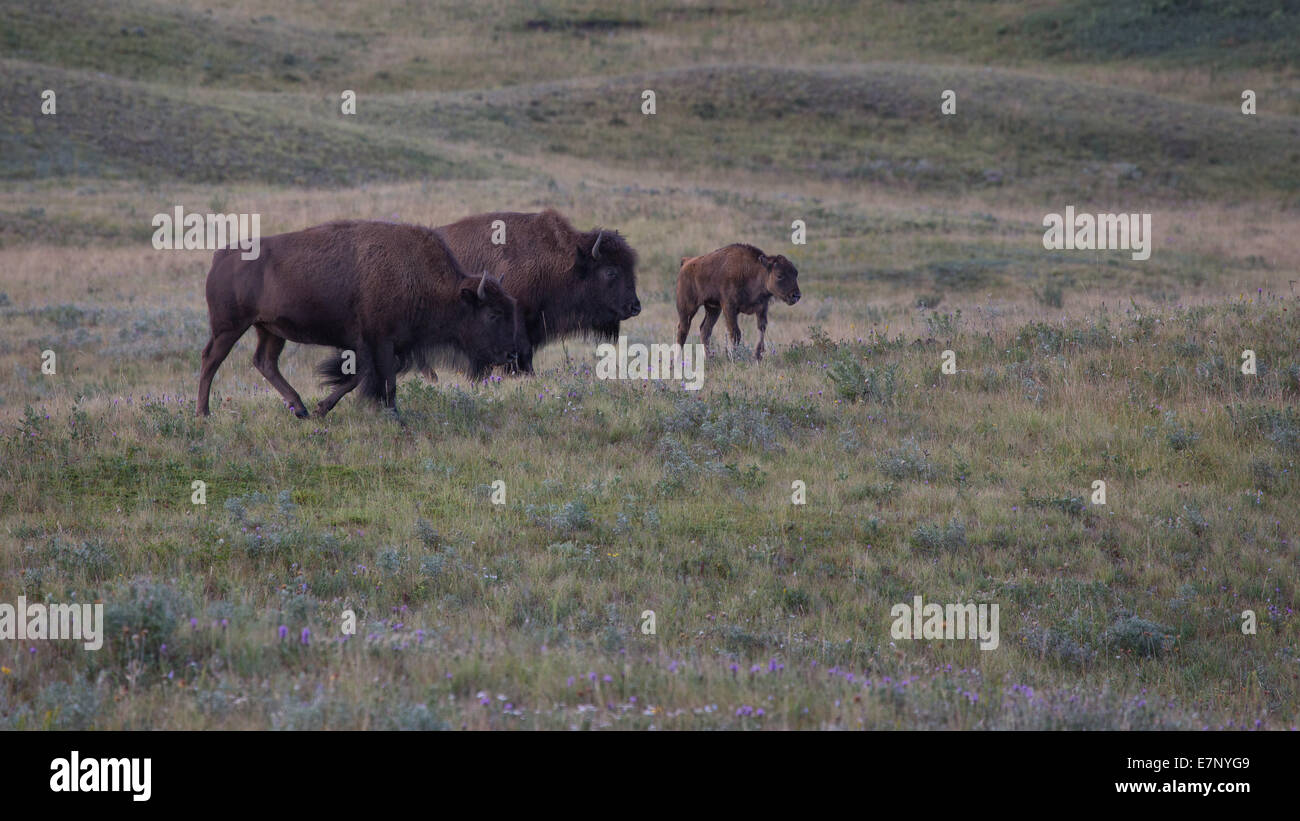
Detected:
left=1, top=0, right=1298, bottom=729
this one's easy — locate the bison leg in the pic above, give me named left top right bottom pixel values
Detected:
left=513, top=327, right=538, bottom=375
left=196, top=324, right=250, bottom=417
left=676, top=302, right=699, bottom=346
left=722, top=303, right=742, bottom=349
left=698, top=304, right=721, bottom=349
left=505, top=347, right=534, bottom=376
left=754, top=304, right=769, bottom=361
left=513, top=318, right=546, bottom=375
left=373, top=339, right=399, bottom=411
left=504, top=353, right=530, bottom=379
left=253, top=327, right=309, bottom=418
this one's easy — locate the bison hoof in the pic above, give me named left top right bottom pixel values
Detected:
left=292, top=406, right=310, bottom=419
left=313, top=405, right=330, bottom=419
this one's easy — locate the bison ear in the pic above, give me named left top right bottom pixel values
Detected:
left=757, top=254, right=773, bottom=269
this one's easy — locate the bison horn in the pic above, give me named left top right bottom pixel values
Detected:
left=477, top=275, right=488, bottom=299
left=591, top=231, right=603, bottom=259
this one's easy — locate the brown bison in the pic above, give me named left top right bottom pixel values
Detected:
left=196, top=220, right=526, bottom=418
left=675, top=244, right=801, bottom=360
left=435, top=208, right=640, bottom=374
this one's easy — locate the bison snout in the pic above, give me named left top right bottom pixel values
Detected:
left=788, top=291, right=801, bottom=305
left=624, top=299, right=641, bottom=318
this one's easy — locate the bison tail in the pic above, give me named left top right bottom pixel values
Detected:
left=318, top=352, right=387, bottom=399
left=316, top=353, right=354, bottom=388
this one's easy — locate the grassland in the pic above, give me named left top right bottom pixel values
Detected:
left=0, top=0, right=1297, bottom=729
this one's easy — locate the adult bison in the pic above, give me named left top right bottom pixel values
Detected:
left=675, top=244, right=801, bottom=360
left=435, top=208, right=640, bottom=374
left=196, top=220, right=526, bottom=418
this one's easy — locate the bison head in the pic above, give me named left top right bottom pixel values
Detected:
left=459, top=274, right=530, bottom=375
left=759, top=254, right=801, bottom=306
left=576, top=229, right=640, bottom=331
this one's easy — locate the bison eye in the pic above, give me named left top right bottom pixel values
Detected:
left=603, top=268, right=617, bottom=279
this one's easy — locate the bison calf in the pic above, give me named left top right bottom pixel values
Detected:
left=675, top=244, right=801, bottom=360
left=197, top=220, right=526, bottom=418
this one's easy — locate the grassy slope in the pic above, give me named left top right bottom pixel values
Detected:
left=4, top=0, right=1298, bottom=103
left=361, top=64, right=1300, bottom=200
left=0, top=0, right=1297, bottom=729
left=0, top=60, right=491, bottom=186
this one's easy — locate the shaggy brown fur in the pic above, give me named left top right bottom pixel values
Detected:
left=436, top=208, right=640, bottom=373
left=197, top=220, right=526, bottom=418
left=675, top=244, right=801, bottom=360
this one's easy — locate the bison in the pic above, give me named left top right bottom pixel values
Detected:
left=435, top=208, right=640, bottom=374
left=196, top=220, right=526, bottom=418
left=675, top=244, right=801, bottom=360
